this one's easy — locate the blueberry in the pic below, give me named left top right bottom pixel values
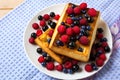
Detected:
left=45, top=56, right=52, bottom=62
left=48, top=20, right=52, bottom=25
left=65, top=25, right=69, bottom=28
left=104, top=46, right=110, bottom=52
left=37, top=48, right=42, bottom=54
left=42, top=52, right=47, bottom=57
left=70, top=24, right=74, bottom=27
left=80, top=29, right=85, bottom=33
left=86, top=25, right=91, bottom=31
left=42, top=25, right=48, bottom=32
left=91, top=63, right=98, bottom=70
left=47, top=38, right=51, bottom=43
left=73, top=21, right=79, bottom=25
left=72, top=64, right=79, bottom=72
left=77, top=47, right=83, bottom=52
left=87, top=17, right=94, bottom=23
left=97, top=50, right=103, bottom=54
left=49, top=22, right=56, bottom=29
left=91, top=63, right=95, bottom=67
left=78, top=16, right=83, bottom=20
left=68, top=42, right=76, bottom=49
left=50, top=12, right=55, bottom=17
left=69, top=14, right=74, bottom=17
left=38, top=15, right=43, bottom=20
left=61, top=22, right=65, bottom=25
left=81, top=26, right=85, bottom=29
left=41, top=62, right=46, bottom=67
left=83, top=31, right=89, bottom=36
left=63, top=68, right=68, bottom=73
left=79, top=32, right=84, bottom=37
left=76, top=35, right=81, bottom=40
left=56, top=40, right=64, bottom=46
left=70, top=36, right=76, bottom=42
left=68, top=69, right=73, bottom=74
left=81, top=10, right=86, bottom=14
left=94, top=42, right=101, bottom=48
left=97, top=28, right=103, bottom=33
left=84, top=14, right=89, bottom=18
left=71, top=4, right=76, bottom=8
left=100, top=37, right=107, bottom=42
left=71, top=17, right=77, bottom=21
left=31, top=32, right=37, bottom=38
left=95, top=52, right=101, bottom=57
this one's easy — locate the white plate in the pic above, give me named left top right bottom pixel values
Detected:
left=23, top=3, right=113, bottom=80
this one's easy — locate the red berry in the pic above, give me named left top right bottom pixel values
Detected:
left=99, top=54, right=106, bottom=61
left=54, top=14, right=60, bottom=20
left=46, top=62, right=54, bottom=70
left=66, top=27, right=74, bottom=36
left=29, top=37, right=35, bottom=44
left=36, top=29, right=43, bottom=36
left=55, top=64, right=63, bottom=71
left=48, top=29, right=54, bottom=37
left=32, top=23, right=39, bottom=29
left=79, top=2, right=87, bottom=10
left=61, top=35, right=69, bottom=43
left=74, top=7, right=81, bottom=14
left=88, top=8, right=97, bottom=17
left=97, top=33, right=103, bottom=39
left=79, top=36, right=89, bottom=45
left=64, top=61, right=73, bottom=69
left=38, top=56, right=45, bottom=63
left=40, top=20, right=46, bottom=27
left=96, top=58, right=104, bottom=67
left=43, top=14, right=50, bottom=21
left=80, top=18, right=87, bottom=25
left=66, top=7, right=74, bottom=15
left=72, top=26, right=80, bottom=34
left=85, top=64, right=93, bottom=72
left=71, top=59, right=78, bottom=65
left=66, top=17, right=73, bottom=25
left=57, top=25, right=66, bottom=34
left=102, top=42, right=108, bottom=48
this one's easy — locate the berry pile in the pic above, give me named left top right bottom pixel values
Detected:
left=85, top=28, right=110, bottom=72
left=29, top=12, right=60, bottom=44
left=56, top=2, right=97, bottom=51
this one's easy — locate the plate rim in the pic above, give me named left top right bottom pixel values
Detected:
left=23, top=3, right=113, bottom=80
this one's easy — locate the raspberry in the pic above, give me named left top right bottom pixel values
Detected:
left=54, top=14, right=60, bottom=20
left=74, top=7, right=81, bottom=14
left=66, top=7, right=74, bottom=15
left=36, top=29, right=43, bottom=36
left=32, top=23, right=39, bottom=29
left=55, top=64, right=63, bottom=71
left=38, top=56, right=45, bottom=63
left=85, top=64, right=93, bottom=72
left=43, top=14, right=50, bottom=21
left=57, top=25, right=66, bottom=34
left=80, top=18, right=87, bottom=25
left=46, top=62, right=54, bottom=70
left=48, top=29, right=54, bottom=37
left=97, top=33, right=103, bottom=39
left=61, top=35, right=69, bottom=43
left=96, top=58, right=104, bottom=67
left=101, top=42, right=108, bottom=48
left=71, top=59, right=78, bottom=65
left=99, top=54, right=106, bottom=61
left=64, top=61, right=73, bottom=69
left=66, top=18, right=73, bottom=25
left=66, top=27, right=74, bottom=36
left=72, top=26, right=80, bottom=34
left=79, top=2, right=87, bottom=10
left=88, top=8, right=97, bottom=17
left=79, top=36, right=89, bottom=45
left=40, top=20, right=46, bottom=27
left=29, top=37, right=35, bottom=44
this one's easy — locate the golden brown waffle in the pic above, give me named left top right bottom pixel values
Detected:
left=35, top=28, right=63, bottom=63
left=49, top=3, right=100, bottom=62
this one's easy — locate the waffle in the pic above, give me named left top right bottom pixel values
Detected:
left=49, top=3, right=100, bottom=62
left=35, top=28, right=63, bottom=63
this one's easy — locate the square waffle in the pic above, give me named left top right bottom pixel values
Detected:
left=49, top=3, right=100, bottom=62
left=35, top=28, right=63, bottom=63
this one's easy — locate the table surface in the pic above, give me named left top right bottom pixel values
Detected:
left=0, top=0, right=24, bottom=18
left=0, top=0, right=120, bottom=80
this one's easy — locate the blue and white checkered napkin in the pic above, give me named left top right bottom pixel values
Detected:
left=0, top=0, right=120, bottom=80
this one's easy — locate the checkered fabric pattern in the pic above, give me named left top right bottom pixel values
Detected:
left=0, top=0, right=120, bottom=80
